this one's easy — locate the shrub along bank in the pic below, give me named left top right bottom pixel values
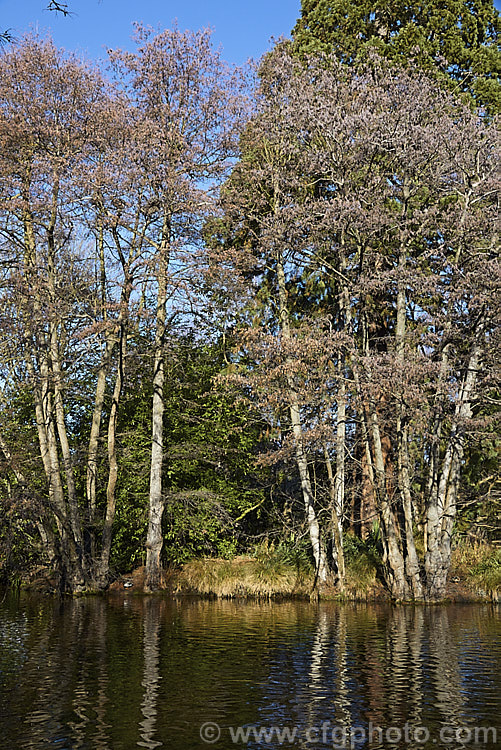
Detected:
left=16, top=539, right=497, bottom=603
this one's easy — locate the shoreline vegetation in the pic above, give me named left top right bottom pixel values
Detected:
left=0, top=2, right=499, bottom=601
left=13, top=540, right=501, bottom=604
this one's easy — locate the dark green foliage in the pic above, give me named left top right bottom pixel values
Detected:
left=457, top=394, right=501, bottom=545
left=107, top=335, right=268, bottom=571
left=0, top=388, right=50, bottom=582
left=0, top=499, right=41, bottom=585
left=160, top=338, right=268, bottom=565
left=292, top=0, right=501, bottom=112
left=0, top=332, right=268, bottom=580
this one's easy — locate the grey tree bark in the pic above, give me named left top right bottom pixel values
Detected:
left=276, top=249, right=329, bottom=585
left=145, top=216, right=170, bottom=592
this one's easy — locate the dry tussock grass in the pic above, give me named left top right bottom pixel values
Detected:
left=451, top=541, right=501, bottom=593
left=176, top=555, right=313, bottom=598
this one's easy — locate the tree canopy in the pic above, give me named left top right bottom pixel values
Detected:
left=0, top=25, right=499, bottom=599
left=292, top=0, right=501, bottom=112
left=211, top=44, right=500, bottom=600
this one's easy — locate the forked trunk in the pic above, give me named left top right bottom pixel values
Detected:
left=424, top=339, right=482, bottom=600
left=367, top=407, right=410, bottom=600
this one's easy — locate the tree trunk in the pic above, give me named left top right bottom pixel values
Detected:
left=395, top=243, right=423, bottom=599
left=98, top=315, right=127, bottom=584
left=276, top=252, right=329, bottom=584
left=425, top=338, right=482, bottom=600
left=397, top=421, right=423, bottom=599
left=368, top=407, right=410, bottom=599
left=145, top=217, right=170, bottom=592
left=324, top=443, right=345, bottom=589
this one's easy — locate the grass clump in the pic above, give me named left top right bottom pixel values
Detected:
left=451, top=541, right=501, bottom=593
left=343, top=532, right=380, bottom=596
left=251, top=540, right=313, bottom=596
left=176, top=541, right=314, bottom=598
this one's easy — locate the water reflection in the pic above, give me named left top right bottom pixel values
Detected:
left=0, top=594, right=499, bottom=749
left=138, top=598, right=163, bottom=750
left=252, top=604, right=500, bottom=749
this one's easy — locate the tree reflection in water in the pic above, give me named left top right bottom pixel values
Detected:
left=138, top=597, right=163, bottom=750
left=0, top=595, right=499, bottom=749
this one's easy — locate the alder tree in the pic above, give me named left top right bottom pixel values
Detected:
left=0, top=30, right=245, bottom=592
left=213, top=45, right=500, bottom=600
left=108, top=25, right=245, bottom=590
left=0, top=36, right=112, bottom=590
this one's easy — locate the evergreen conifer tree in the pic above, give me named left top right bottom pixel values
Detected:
left=293, top=0, right=501, bottom=112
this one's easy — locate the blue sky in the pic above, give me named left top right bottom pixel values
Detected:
left=0, top=1, right=302, bottom=64
left=2, top=1, right=500, bottom=65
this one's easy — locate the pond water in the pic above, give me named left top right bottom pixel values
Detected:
left=0, top=593, right=499, bottom=749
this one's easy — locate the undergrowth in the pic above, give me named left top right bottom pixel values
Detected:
left=343, top=531, right=380, bottom=593
left=452, top=542, right=501, bottom=592
left=176, top=540, right=314, bottom=598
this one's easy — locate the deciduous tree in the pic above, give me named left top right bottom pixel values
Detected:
left=213, top=44, right=500, bottom=599
left=108, top=25, right=245, bottom=590
left=0, top=36, right=112, bottom=590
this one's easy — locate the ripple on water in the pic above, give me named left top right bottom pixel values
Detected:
left=0, top=595, right=500, bottom=750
